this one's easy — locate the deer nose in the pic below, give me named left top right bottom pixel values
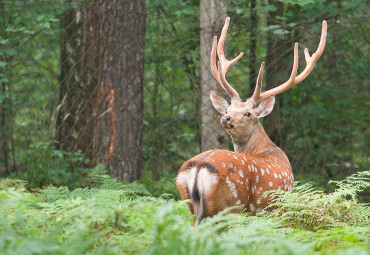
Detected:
left=221, top=116, right=231, bottom=124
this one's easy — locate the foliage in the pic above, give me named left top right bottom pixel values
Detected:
left=8, top=141, right=92, bottom=189
left=262, top=171, right=370, bottom=231
left=0, top=171, right=369, bottom=254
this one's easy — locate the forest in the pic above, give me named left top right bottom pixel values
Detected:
left=0, top=0, right=369, bottom=254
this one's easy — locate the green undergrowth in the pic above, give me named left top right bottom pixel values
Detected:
left=0, top=170, right=369, bottom=255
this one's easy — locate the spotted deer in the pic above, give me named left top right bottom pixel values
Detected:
left=176, top=17, right=327, bottom=222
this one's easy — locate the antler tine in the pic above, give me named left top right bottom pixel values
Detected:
left=295, top=20, right=327, bottom=83
left=210, top=17, right=243, bottom=102
left=252, top=62, right=265, bottom=103
left=257, top=43, right=299, bottom=102
left=257, top=20, right=327, bottom=103
left=211, top=36, right=220, bottom=83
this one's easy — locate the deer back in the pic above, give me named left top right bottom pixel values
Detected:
left=176, top=148, right=293, bottom=221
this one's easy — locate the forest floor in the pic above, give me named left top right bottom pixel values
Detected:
left=0, top=169, right=369, bottom=255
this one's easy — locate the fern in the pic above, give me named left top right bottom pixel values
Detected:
left=261, top=171, right=370, bottom=231
left=328, top=170, right=370, bottom=201
left=0, top=178, right=28, bottom=190
left=0, top=171, right=369, bottom=254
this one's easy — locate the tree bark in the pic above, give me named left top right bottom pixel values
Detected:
left=264, top=0, right=288, bottom=145
left=248, top=0, right=258, bottom=91
left=56, top=0, right=146, bottom=182
left=56, top=3, right=100, bottom=160
left=200, top=0, right=229, bottom=152
left=97, top=0, right=146, bottom=181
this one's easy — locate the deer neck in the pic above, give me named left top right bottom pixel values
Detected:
left=231, top=122, right=275, bottom=154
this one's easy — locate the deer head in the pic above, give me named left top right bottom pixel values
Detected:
left=210, top=17, right=327, bottom=149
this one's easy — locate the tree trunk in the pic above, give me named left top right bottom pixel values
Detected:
left=248, top=0, right=258, bottom=91
left=97, top=0, right=146, bottom=181
left=57, top=0, right=145, bottom=182
left=264, top=0, right=288, bottom=145
left=200, top=0, right=228, bottom=152
left=56, top=3, right=100, bottom=160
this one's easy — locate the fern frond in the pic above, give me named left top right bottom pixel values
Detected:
left=0, top=178, right=28, bottom=190
left=261, top=171, right=370, bottom=231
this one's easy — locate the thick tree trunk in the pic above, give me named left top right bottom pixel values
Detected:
left=56, top=4, right=100, bottom=159
left=56, top=0, right=145, bottom=182
left=200, top=0, right=228, bottom=152
left=97, top=0, right=146, bottom=181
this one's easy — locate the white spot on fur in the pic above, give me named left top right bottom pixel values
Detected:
left=241, top=160, right=245, bottom=165
left=256, top=208, right=263, bottom=213
left=229, top=163, right=233, bottom=168
left=266, top=168, right=270, bottom=174
left=257, top=198, right=261, bottom=204
left=239, top=170, right=244, bottom=178
left=222, top=162, right=226, bottom=168
left=267, top=164, right=272, bottom=169
left=269, top=181, right=273, bottom=187
left=261, top=168, right=265, bottom=175
left=236, top=199, right=241, bottom=205
left=243, top=156, right=247, bottom=161
left=279, top=174, right=282, bottom=179
left=250, top=204, right=255, bottom=212
left=248, top=165, right=251, bottom=172
left=233, top=155, right=238, bottom=160
left=246, top=178, right=249, bottom=183
left=256, top=175, right=259, bottom=183
left=274, top=173, right=278, bottom=178
left=226, top=176, right=238, bottom=198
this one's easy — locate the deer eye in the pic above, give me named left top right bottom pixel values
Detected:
left=245, top=112, right=251, bottom=117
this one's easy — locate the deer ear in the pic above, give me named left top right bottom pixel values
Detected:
left=256, top=96, right=275, bottom=118
left=210, top=91, right=229, bottom=114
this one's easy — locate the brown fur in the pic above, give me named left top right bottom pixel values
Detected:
left=176, top=147, right=293, bottom=220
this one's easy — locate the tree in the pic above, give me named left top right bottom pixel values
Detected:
left=264, top=0, right=290, bottom=145
left=200, top=0, right=229, bottom=152
left=56, top=0, right=146, bottom=181
left=248, top=0, right=258, bottom=91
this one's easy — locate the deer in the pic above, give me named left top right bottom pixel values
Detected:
left=176, top=17, right=327, bottom=222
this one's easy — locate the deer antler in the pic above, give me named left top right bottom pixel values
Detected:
left=211, top=17, right=243, bottom=102
left=254, top=21, right=327, bottom=103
